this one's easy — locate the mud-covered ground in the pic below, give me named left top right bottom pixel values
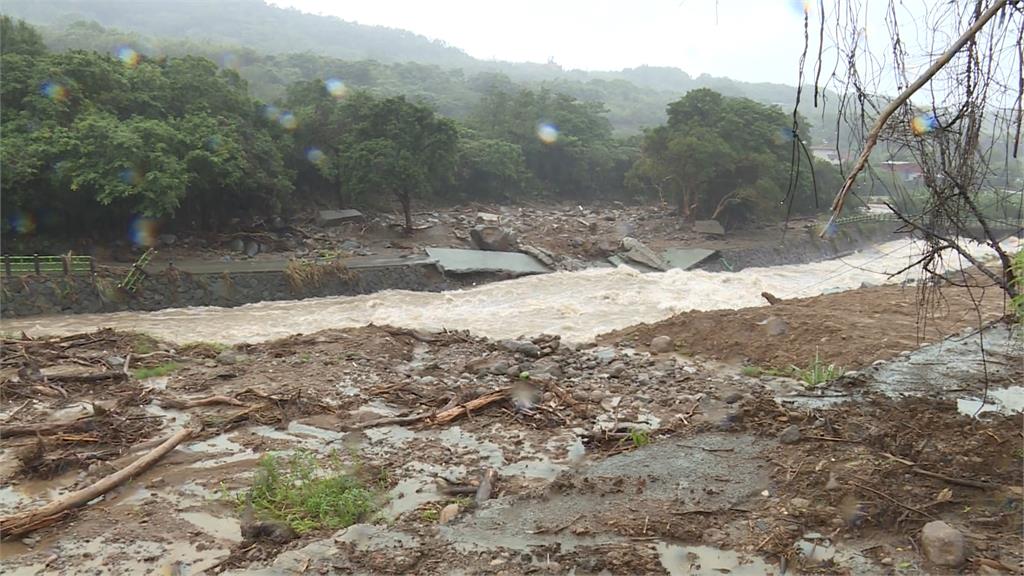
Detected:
left=1, top=300, right=1021, bottom=575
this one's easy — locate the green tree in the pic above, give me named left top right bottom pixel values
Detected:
left=627, top=88, right=828, bottom=226
left=0, top=16, right=46, bottom=56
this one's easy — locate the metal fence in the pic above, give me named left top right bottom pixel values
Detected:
left=1, top=254, right=95, bottom=277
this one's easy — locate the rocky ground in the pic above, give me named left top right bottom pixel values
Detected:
left=1, top=286, right=1021, bottom=575
left=12, top=202, right=817, bottom=270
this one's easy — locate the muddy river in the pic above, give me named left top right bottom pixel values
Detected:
left=4, top=238, right=1015, bottom=345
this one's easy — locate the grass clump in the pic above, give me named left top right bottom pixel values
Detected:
left=243, top=451, right=376, bottom=534
left=132, top=362, right=182, bottom=380
left=628, top=428, right=651, bottom=447
left=791, top=349, right=844, bottom=389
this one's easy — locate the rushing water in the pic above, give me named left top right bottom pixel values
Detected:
left=2, top=238, right=1016, bottom=345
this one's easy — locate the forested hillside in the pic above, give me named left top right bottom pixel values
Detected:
left=1, top=0, right=840, bottom=138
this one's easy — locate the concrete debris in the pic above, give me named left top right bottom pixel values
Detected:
left=470, top=225, right=518, bottom=252
left=762, top=316, right=789, bottom=337
left=618, top=237, right=668, bottom=271
left=693, top=219, right=726, bottom=236
left=519, top=244, right=557, bottom=268
left=660, top=248, right=717, bottom=270
left=426, top=247, right=548, bottom=276
left=316, top=209, right=365, bottom=226
left=778, top=424, right=802, bottom=444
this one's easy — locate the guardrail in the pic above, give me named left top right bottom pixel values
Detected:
left=832, top=212, right=903, bottom=226
left=1, top=254, right=95, bottom=277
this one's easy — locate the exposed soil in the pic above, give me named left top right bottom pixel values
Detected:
left=1, top=298, right=1021, bottom=575
left=601, top=278, right=1010, bottom=370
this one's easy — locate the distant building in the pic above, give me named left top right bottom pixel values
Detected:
left=810, top=147, right=841, bottom=165
left=881, top=161, right=923, bottom=182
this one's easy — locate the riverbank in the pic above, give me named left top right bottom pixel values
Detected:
left=1, top=204, right=904, bottom=318
left=0, top=283, right=1020, bottom=575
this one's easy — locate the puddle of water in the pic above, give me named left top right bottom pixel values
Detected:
left=436, top=426, right=505, bottom=468
left=957, top=386, right=1024, bottom=417
left=335, top=523, right=419, bottom=550
left=501, top=459, right=565, bottom=480
left=0, top=474, right=76, bottom=514
left=385, top=477, right=440, bottom=518
left=656, top=542, right=776, bottom=576
left=363, top=425, right=416, bottom=446
left=286, top=421, right=344, bottom=442
left=181, top=511, right=243, bottom=542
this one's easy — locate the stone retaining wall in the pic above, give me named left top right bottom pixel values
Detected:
left=697, top=221, right=904, bottom=271
left=1, top=262, right=465, bottom=318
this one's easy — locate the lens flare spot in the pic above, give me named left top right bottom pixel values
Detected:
left=7, top=210, right=37, bottom=235
left=277, top=111, right=298, bottom=131
left=306, top=147, right=326, bottom=164
left=40, top=81, right=69, bottom=102
left=119, top=168, right=141, bottom=186
left=220, top=52, right=240, bottom=70
left=536, top=123, right=559, bottom=144
left=910, top=114, right=939, bottom=136
left=206, top=135, right=223, bottom=152
left=790, top=0, right=812, bottom=15
left=116, top=46, right=141, bottom=67
left=325, top=78, right=348, bottom=99
left=262, top=104, right=280, bottom=122
left=130, top=217, right=158, bottom=247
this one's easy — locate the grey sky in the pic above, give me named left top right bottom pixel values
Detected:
left=270, top=0, right=818, bottom=83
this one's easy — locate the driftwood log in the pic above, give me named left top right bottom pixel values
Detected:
left=0, top=427, right=195, bottom=539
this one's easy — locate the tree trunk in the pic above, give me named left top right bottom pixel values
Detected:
left=399, top=192, right=413, bottom=235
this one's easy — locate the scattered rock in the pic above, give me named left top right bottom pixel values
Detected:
left=702, top=528, right=727, bottom=544
left=340, top=239, right=362, bottom=252
left=439, top=503, right=460, bottom=524
left=761, top=291, right=781, bottom=305
left=470, top=225, right=517, bottom=252
left=920, top=521, right=966, bottom=567
left=216, top=349, right=249, bottom=365
left=778, top=424, right=802, bottom=444
left=762, top=316, right=789, bottom=337
left=158, top=234, right=178, bottom=246
left=650, top=335, right=674, bottom=354
left=241, top=516, right=297, bottom=544
left=790, top=497, right=811, bottom=509
left=723, top=392, right=743, bottom=404
left=227, top=238, right=245, bottom=253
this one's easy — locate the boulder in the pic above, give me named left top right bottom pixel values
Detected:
left=650, top=335, right=674, bottom=354
left=778, top=425, right=802, bottom=444
left=619, top=237, right=668, bottom=271
left=244, top=240, right=260, bottom=257
left=158, top=234, right=177, bottom=246
left=470, top=225, right=517, bottom=252
left=227, top=238, right=245, bottom=253
left=762, top=316, right=789, bottom=336
left=920, top=521, right=966, bottom=567
left=693, top=219, right=726, bottom=236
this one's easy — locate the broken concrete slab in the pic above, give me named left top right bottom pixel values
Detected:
left=425, top=247, right=549, bottom=276
left=619, top=237, right=668, bottom=271
left=519, top=244, right=557, bottom=268
left=316, top=209, right=365, bottom=226
left=693, top=219, right=726, bottom=236
left=661, top=248, right=718, bottom=270
left=607, top=254, right=659, bottom=273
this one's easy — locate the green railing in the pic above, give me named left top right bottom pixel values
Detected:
left=118, top=248, right=155, bottom=292
left=1, top=254, right=94, bottom=276
left=833, top=212, right=903, bottom=226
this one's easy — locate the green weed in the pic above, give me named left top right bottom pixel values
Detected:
left=241, top=451, right=376, bottom=534
left=132, top=362, right=182, bottom=380
left=419, top=508, right=439, bottom=523
left=127, top=333, right=160, bottom=354
left=791, top=349, right=845, bottom=389
left=628, top=428, right=651, bottom=447
left=741, top=366, right=762, bottom=377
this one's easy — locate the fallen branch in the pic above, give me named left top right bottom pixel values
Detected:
left=2, top=417, right=98, bottom=439
left=475, top=468, right=499, bottom=506
left=849, top=481, right=935, bottom=520
left=428, top=389, right=510, bottom=426
left=911, top=468, right=998, bottom=490
left=160, top=395, right=248, bottom=409
left=348, top=395, right=458, bottom=430
left=0, top=427, right=195, bottom=539
left=822, top=0, right=1010, bottom=232
left=46, top=370, right=127, bottom=383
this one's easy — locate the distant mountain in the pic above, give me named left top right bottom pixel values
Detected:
left=1, top=0, right=839, bottom=138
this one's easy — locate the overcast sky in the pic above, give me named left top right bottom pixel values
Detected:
left=269, top=0, right=823, bottom=84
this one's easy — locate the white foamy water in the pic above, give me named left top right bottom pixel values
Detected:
left=2, top=238, right=1016, bottom=345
